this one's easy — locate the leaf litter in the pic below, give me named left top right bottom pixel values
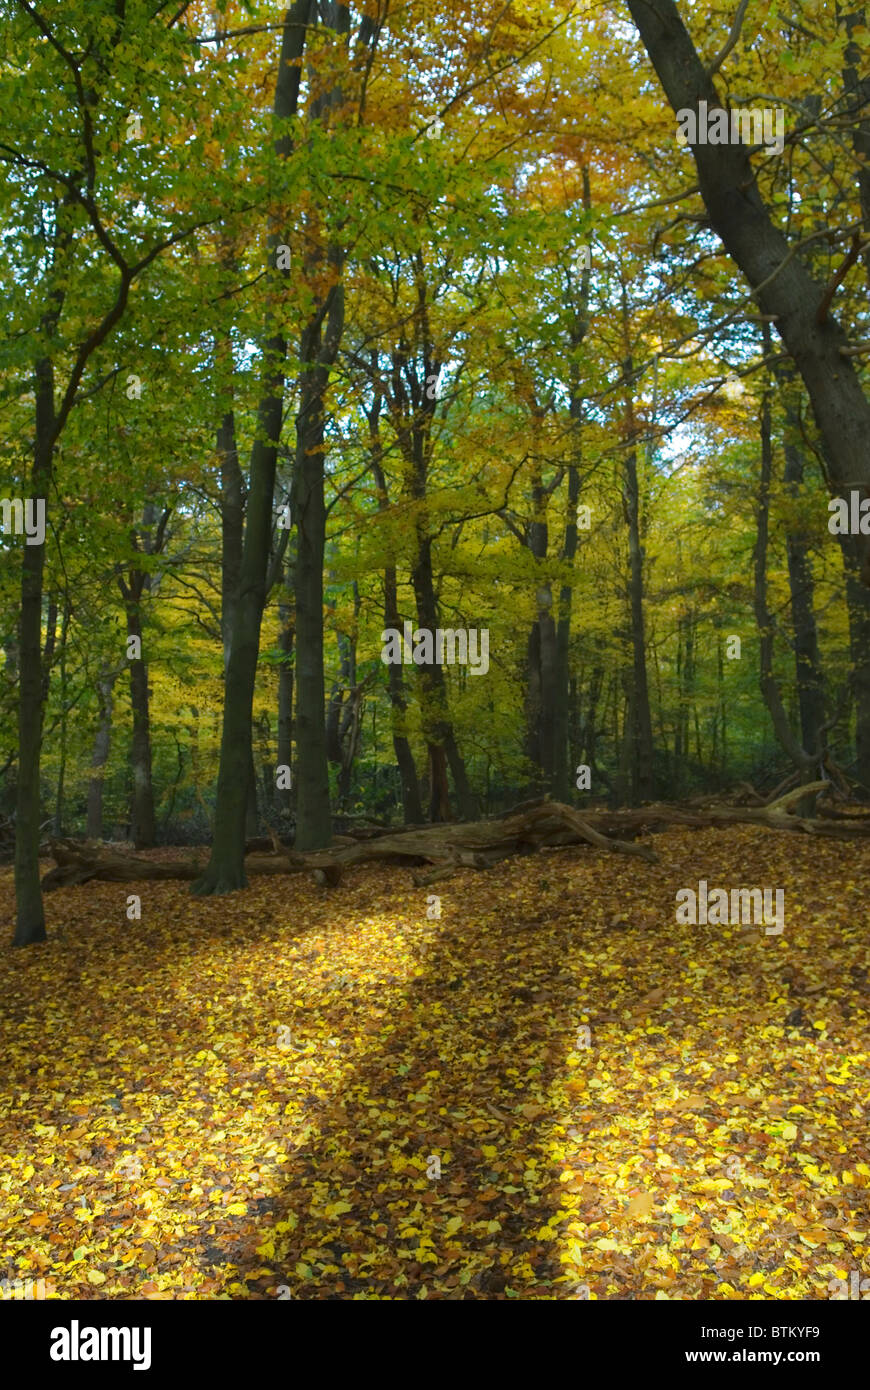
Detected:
left=0, top=824, right=867, bottom=1299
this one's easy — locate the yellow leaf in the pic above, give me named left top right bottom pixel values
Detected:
left=626, top=1192, right=654, bottom=1219
left=86, top=1270, right=106, bottom=1285
left=445, top=1216, right=462, bottom=1237
left=226, top=1202, right=247, bottom=1216
left=326, top=1200, right=353, bottom=1218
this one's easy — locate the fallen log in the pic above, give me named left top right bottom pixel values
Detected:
left=41, top=784, right=870, bottom=895
left=41, top=803, right=658, bottom=892
left=598, top=782, right=870, bottom=839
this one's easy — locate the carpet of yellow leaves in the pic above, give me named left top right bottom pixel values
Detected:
left=0, top=825, right=867, bottom=1299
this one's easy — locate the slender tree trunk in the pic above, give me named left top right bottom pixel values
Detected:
left=293, top=2, right=353, bottom=850
left=53, top=601, right=71, bottom=835
left=125, top=591, right=156, bottom=849
left=14, top=354, right=54, bottom=945
left=87, top=666, right=117, bottom=839
left=383, top=566, right=423, bottom=822
left=521, top=439, right=555, bottom=791
left=218, top=371, right=243, bottom=674
left=293, top=266, right=345, bottom=848
left=217, top=332, right=260, bottom=841
left=553, top=167, right=592, bottom=801
left=841, top=6, right=870, bottom=294
left=553, top=460, right=580, bottom=801
left=783, top=423, right=826, bottom=757
left=371, top=446, right=423, bottom=821
left=193, top=4, right=308, bottom=893
left=411, top=532, right=477, bottom=821
left=428, top=744, right=452, bottom=822
left=276, top=584, right=295, bottom=821
left=843, top=542, right=870, bottom=793
left=753, top=328, right=817, bottom=799
left=621, top=345, right=654, bottom=801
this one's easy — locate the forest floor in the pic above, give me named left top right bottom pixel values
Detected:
left=0, top=824, right=868, bottom=1300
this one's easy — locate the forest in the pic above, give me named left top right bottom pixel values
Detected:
left=0, top=0, right=868, bottom=1311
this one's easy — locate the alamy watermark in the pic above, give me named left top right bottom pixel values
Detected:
left=828, top=491, right=870, bottom=534
left=50, top=1322, right=151, bottom=1371
left=381, top=622, right=489, bottom=675
left=675, top=880, right=784, bottom=934
left=676, top=102, right=784, bottom=157
left=1, top=1269, right=47, bottom=1299
left=0, top=497, right=45, bottom=545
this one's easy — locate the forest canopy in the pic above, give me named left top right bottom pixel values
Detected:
left=1, top=0, right=869, bottom=944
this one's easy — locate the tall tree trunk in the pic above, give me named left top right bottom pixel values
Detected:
left=518, top=396, right=559, bottom=794
left=843, top=542, right=870, bottom=793
left=87, top=665, right=117, bottom=839
left=276, top=583, right=295, bottom=822
left=218, top=363, right=243, bottom=674
left=53, top=601, right=71, bottom=835
left=626, top=0, right=870, bottom=586
left=428, top=744, right=452, bottom=823
left=217, top=330, right=260, bottom=841
left=293, top=255, right=345, bottom=849
left=14, top=353, right=54, bottom=945
left=193, top=3, right=308, bottom=893
left=371, top=447, right=422, bottom=821
left=326, top=605, right=362, bottom=813
left=553, top=168, right=592, bottom=801
left=522, top=442, right=554, bottom=789
left=753, top=328, right=817, bottom=797
left=125, top=589, right=156, bottom=849
left=841, top=5, right=870, bottom=294
left=383, top=565, right=423, bottom=822
left=293, top=2, right=353, bottom=851
left=553, top=459, right=580, bottom=801
left=782, top=409, right=826, bottom=757
left=118, top=503, right=164, bottom=851
left=411, top=532, right=477, bottom=821
left=620, top=342, right=654, bottom=802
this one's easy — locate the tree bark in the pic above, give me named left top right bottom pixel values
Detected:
left=124, top=585, right=156, bottom=848
left=841, top=6, right=870, bottom=294
left=410, top=529, right=477, bottom=821
left=753, top=329, right=818, bottom=797
left=620, top=337, right=655, bottom=801
left=782, top=400, right=826, bottom=758
left=193, top=3, right=308, bottom=893
left=276, top=581, right=295, bottom=821
left=293, top=2, right=353, bottom=851
left=553, top=167, right=592, bottom=801
left=843, top=540, right=870, bottom=793
left=216, top=330, right=261, bottom=843
left=118, top=503, right=167, bottom=850
left=370, top=402, right=423, bottom=822
left=293, top=251, right=345, bottom=848
left=14, top=353, right=53, bottom=944
left=87, top=665, right=117, bottom=839
left=53, top=601, right=71, bottom=835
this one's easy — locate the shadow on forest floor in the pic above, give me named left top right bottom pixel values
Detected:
left=0, top=825, right=867, bottom=1300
